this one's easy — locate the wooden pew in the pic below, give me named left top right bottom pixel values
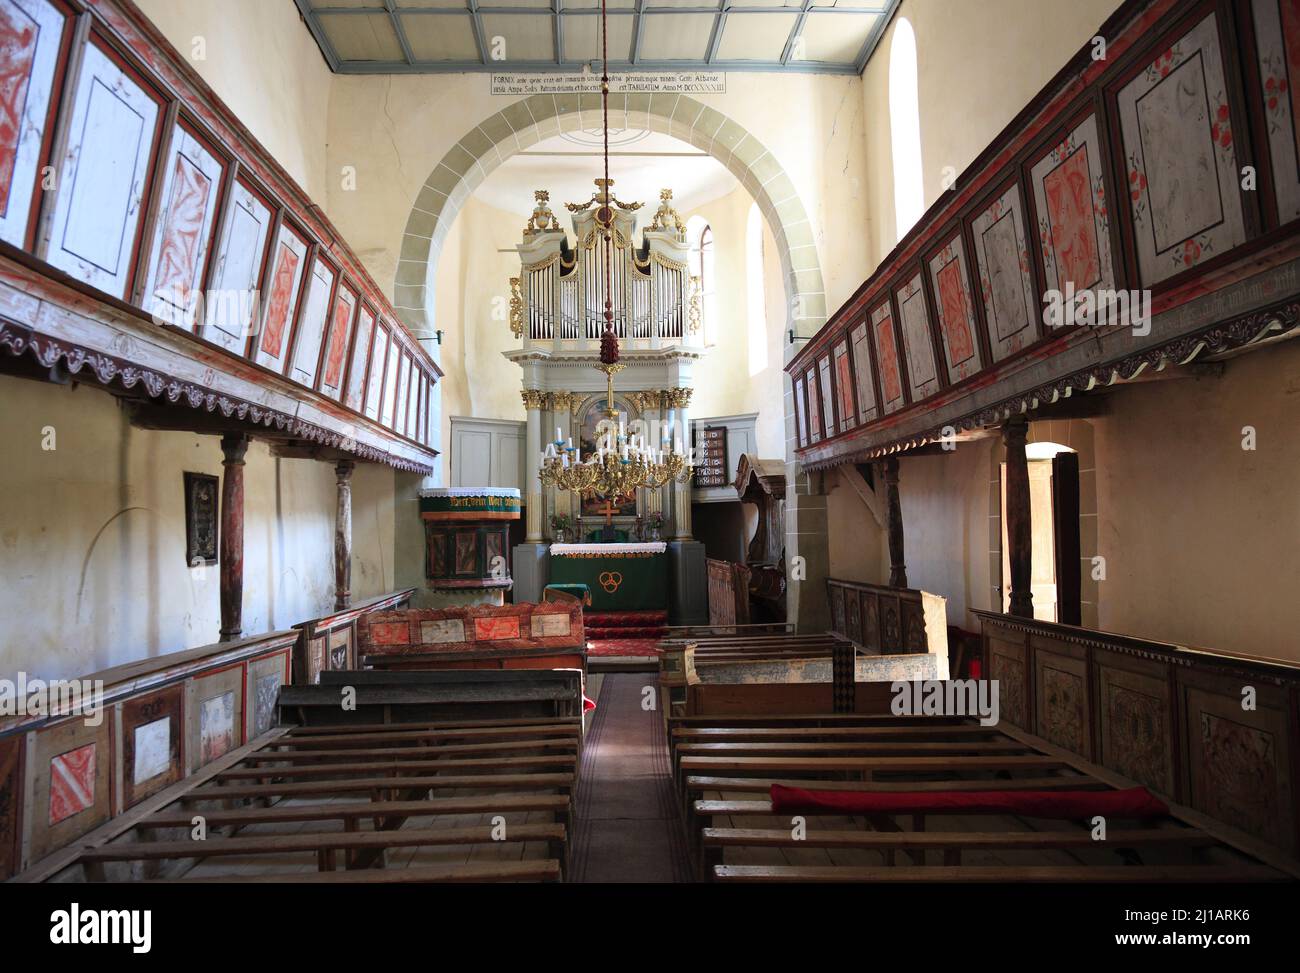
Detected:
left=41, top=716, right=580, bottom=883
left=152, top=861, right=563, bottom=884
left=279, top=669, right=586, bottom=726
left=667, top=711, right=1296, bottom=883
left=711, top=864, right=1285, bottom=883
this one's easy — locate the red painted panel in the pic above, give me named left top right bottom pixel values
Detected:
left=260, top=240, right=299, bottom=358
left=875, top=314, right=902, bottom=404
left=368, top=620, right=410, bottom=645
left=48, top=742, right=95, bottom=825
left=474, top=615, right=521, bottom=641
left=1044, top=148, right=1100, bottom=290
left=0, top=1, right=38, bottom=213
left=936, top=259, right=975, bottom=364
left=834, top=346, right=853, bottom=426
left=323, top=290, right=352, bottom=388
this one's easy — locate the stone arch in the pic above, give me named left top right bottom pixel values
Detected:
left=396, top=93, right=831, bottom=627
left=392, top=93, right=827, bottom=344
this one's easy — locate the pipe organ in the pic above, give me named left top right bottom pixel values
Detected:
left=510, top=183, right=699, bottom=350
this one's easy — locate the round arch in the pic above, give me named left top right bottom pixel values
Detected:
left=391, top=93, right=827, bottom=345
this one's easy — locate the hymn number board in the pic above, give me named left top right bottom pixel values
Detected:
left=694, top=425, right=728, bottom=488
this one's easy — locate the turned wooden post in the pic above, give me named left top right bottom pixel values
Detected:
left=334, top=460, right=354, bottom=611
left=1002, top=417, right=1034, bottom=618
left=883, top=456, right=907, bottom=588
left=219, top=433, right=250, bottom=641
left=832, top=639, right=857, bottom=713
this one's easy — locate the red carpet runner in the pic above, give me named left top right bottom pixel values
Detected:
left=585, top=610, right=667, bottom=658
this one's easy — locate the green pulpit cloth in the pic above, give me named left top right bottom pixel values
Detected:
left=548, top=542, right=668, bottom=612
left=542, top=584, right=592, bottom=607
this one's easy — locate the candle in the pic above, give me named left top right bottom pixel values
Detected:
left=556, top=426, right=563, bottom=442
left=567, top=437, right=573, bottom=450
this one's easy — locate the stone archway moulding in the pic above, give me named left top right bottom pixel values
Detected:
left=393, top=92, right=827, bottom=345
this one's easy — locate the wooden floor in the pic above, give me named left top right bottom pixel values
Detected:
left=569, top=673, right=692, bottom=882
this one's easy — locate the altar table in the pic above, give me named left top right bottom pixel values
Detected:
left=548, top=542, right=668, bottom=612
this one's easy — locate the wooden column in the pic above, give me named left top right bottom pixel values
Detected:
left=883, top=456, right=907, bottom=588
left=219, top=433, right=250, bottom=641
left=334, top=460, right=354, bottom=611
left=1002, top=417, right=1034, bottom=618
left=831, top=639, right=857, bottom=713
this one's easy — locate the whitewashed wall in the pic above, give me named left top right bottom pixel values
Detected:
left=0, top=376, right=396, bottom=682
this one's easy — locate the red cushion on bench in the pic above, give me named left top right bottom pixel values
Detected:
left=769, top=783, right=1170, bottom=819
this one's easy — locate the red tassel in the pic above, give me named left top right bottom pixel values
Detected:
left=600, top=328, right=620, bottom=365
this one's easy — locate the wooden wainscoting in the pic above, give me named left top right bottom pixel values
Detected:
left=827, top=577, right=948, bottom=666
left=291, top=587, right=416, bottom=685
left=973, top=609, right=1300, bottom=857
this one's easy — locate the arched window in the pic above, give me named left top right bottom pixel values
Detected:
left=687, top=217, right=716, bottom=345
left=745, top=202, right=767, bottom=376
left=889, top=18, right=924, bottom=241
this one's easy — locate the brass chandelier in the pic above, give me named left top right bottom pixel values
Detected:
left=536, top=0, right=693, bottom=501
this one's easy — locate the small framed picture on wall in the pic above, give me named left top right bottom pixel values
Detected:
left=183, top=472, right=219, bottom=567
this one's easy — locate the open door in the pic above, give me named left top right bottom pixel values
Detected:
left=1052, top=450, right=1082, bottom=626
left=1000, top=445, right=1081, bottom=623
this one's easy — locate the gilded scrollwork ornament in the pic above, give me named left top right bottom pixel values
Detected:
left=508, top=277, right=524, bottom=338
left=687, top=275, right=702, bottom=334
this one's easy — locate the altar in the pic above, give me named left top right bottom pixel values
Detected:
left=548, top=542, right=669, bottom=612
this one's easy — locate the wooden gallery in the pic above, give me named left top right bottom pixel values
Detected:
left=0, top=0, right=1297, bottom=901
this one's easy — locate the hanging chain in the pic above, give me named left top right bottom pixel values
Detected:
left=600, top=0, right=617, bottom=353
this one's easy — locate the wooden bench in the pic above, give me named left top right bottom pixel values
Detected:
left=153, top=861, right=563, bottom=883
left=711, top=864, right=1286, bottom=883
left=667, top=711, right=1295, bottom=883
left=279, top=669, right=586, bottom=726
left=34, top=715, right=582, bottom=883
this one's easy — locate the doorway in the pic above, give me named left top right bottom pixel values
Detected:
left=1000, top=442, right=1081, bottom=624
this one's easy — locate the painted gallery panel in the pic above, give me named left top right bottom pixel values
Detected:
left=253, top=217, right=308, bottom=374
left=0, top=0, right=69, bottom=249
left=927, top=233, right=983, bottom=384
left=0, top=0, right=439, bottom=457
left=894, top=271, right=940, bottom=403
left=43, top=38, right=161, bottom=298
left=344, top=303, right=376, bottom=412
left=1111, top=8, right=1247, bottom=286
left=203, top=178, right=273, bottom=355
left=320, top=280, right=358, bottom=401
left=971, top=179, right=1040, bottom=363
left=141, top=123, right=225, bottom=334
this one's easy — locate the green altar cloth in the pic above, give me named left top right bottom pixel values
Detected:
left=548, top=542, right=668, bottom=612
